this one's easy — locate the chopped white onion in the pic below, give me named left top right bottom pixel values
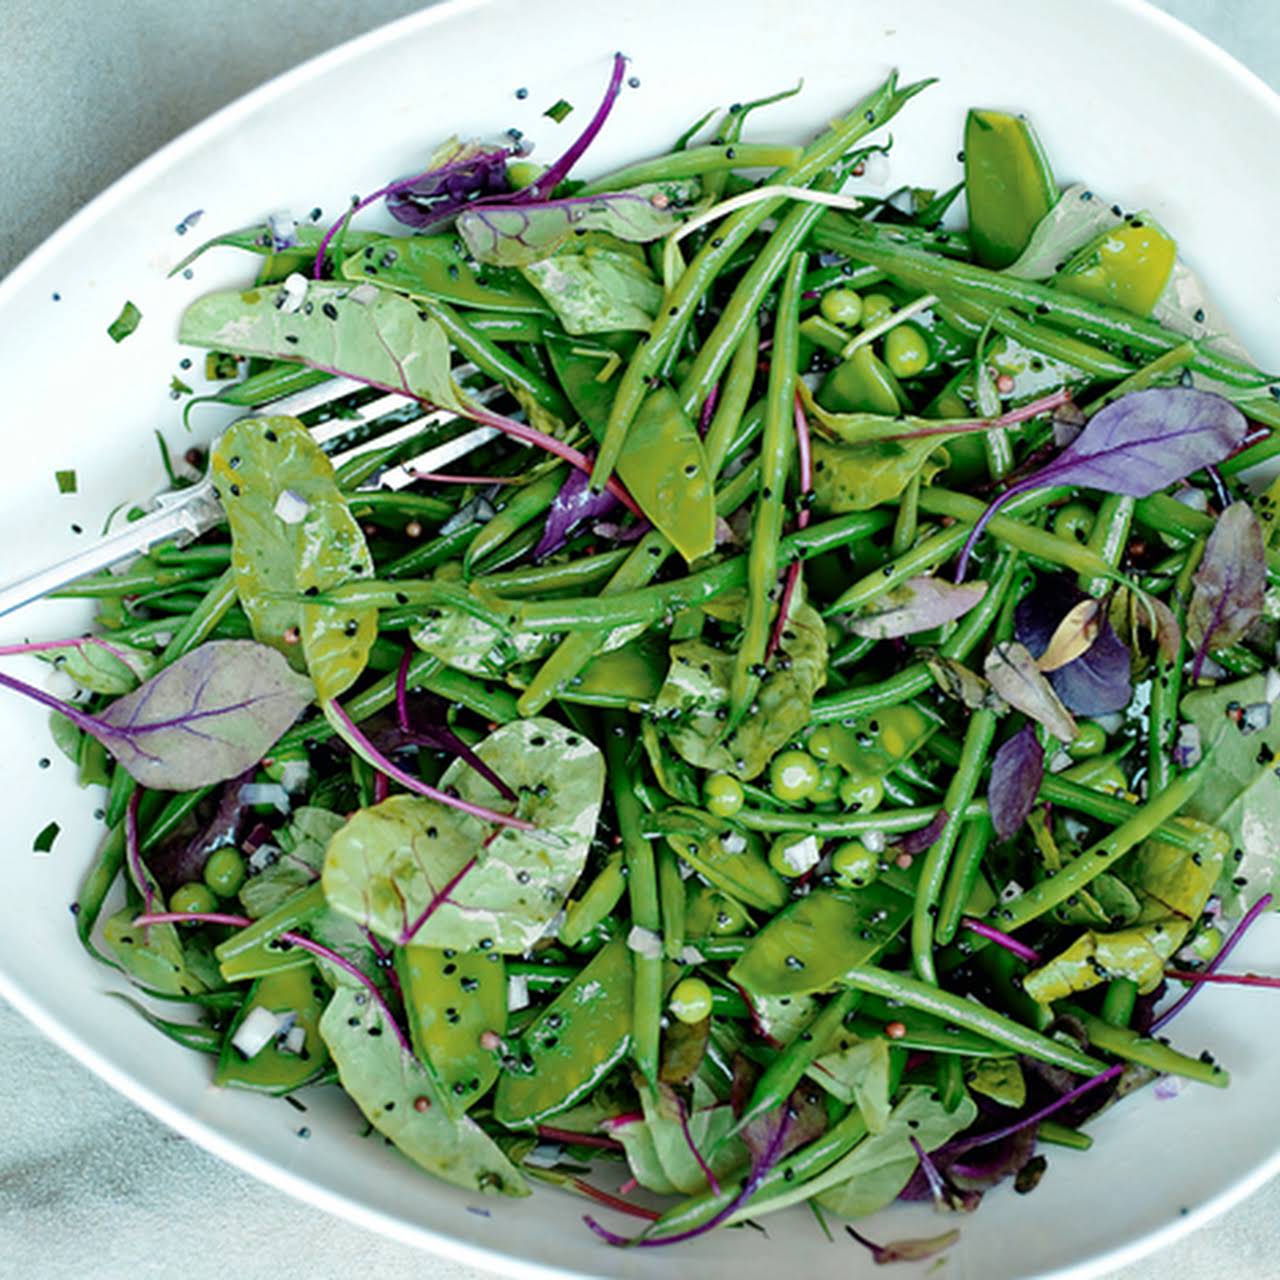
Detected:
left=279, top=759, right=311, bottom=793
left=626, top=925, right=663, bottom=959
left=274, top=489, right=310, bottom=525
left=1266, top=668, right=1280, bottom=705
left=239, top=782, right=291, bottom=815
left=277, top=272, right=308, bottom=315
left=999, top=879, right=1025, bottom=905
left=780, top=834, right=820, bottom=876
left=247, top=842, right=281, bottom=874
left=861, top=150, right=891, bottom=188
left=506, top=973, right=530, bottom=1012
left=679, top=945, right=705, bottom=965
left=862, top=829, right=886, bottom=854
left=231, top=1006, right=285, bottom=1059
left=719, top=831, right=747, bottom=855
left=523, top=1142, right=565, bottom=1169
left=281, top=1024, right=307, bottom=1056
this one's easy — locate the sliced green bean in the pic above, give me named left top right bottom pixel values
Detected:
left=1061, top=1003, right=1229, bottom=1087
left=577, top=143, right=804, bottom=196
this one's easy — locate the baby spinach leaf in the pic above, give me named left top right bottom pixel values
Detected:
left=988, top=724, right=1044, bottom=841
left=104, top=908, right=207, bottom=998
left=610, top=1114, right=679, bottom=1195
left=458, top=181, right=701, bottom=266
left=638, top=1079, right=746, bottom=1195
left=808, top=1035, right=892, bottom=1133
left=212, top=415, right=376, bottom=700
left=52, top=640, right=157, bottom=696
left=846, top=576, right=988, bottom=639
left=323, top=717, right=605, bottom=950
left=319, top=986, right=528, bottom=1197
left=411, top=606, right=553, bottom=677
left=520, top=234, right=663, bottom=334
left=1187, top=501, right=1266, bottom=675
left=811, top=434, right=950, bottom=514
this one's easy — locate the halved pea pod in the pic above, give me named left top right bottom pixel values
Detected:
left=215, top=963, right=331, bottom=1093
left=964, top=108, right=1058, bottom=268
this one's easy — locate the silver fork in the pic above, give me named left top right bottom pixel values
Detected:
left=0, top=370, right=501, bottom=618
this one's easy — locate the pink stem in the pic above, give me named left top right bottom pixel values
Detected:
left=394, top=646, right=413, bottom=732
left=1163, top=968, right=1280, bottom=989
left=327, top=698, right=532, bottom=830
left=962, top=918, right=1042, bottom=965
left=398, top=854, right=477, bottom=946
left=0, top=635, right=137, bottom=664
left=536, top=1126, right=625, bottom=1152
left=571, top=1179, right=661, bottom=1223
left=123, top=791, right=158, bottom=919
left=1152, top=892, right=1274, bottom=1031
left=405, top=471, right=519, bottom=485
left=677, top=1096, right=721, bottom=1194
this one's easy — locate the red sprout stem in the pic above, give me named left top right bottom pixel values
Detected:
left=405, top=471, right=519, bottom=485
left=1163, top=968, right=1280, bottom=990
left=327, top=698, right=531, bottom=830
left=1152, top=892, right=1274, bottom=1031
left=372, top=772, right=390, bottom=804
left=398, top=855, right=478, bottom=946
left=697, top=383, right=720, bottom=436
left=135, top=910, right=251, bottom=927
left=909, top=1136, right=949, bottom=1208
left=961, top=918, right=1042, bottom=965
left=362, top=927, right=403, bottom=1003
left=942, top=1064, right=1123, bottom=1158
left=0, top=635, right=137, bottom=664
left=536, top=1126, right=625, bottom=1152
left=394, top=646, right=413, bottom=732
left=572, top=1181, right=661, bottom=1223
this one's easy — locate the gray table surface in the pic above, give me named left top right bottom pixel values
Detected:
left=1, top=2, right=1278, bottom=1278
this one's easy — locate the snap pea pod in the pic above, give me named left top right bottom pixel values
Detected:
left=590, top=71, right=933, bottom=489
left=1060, top=1004, right=1229, bottom=1087
left=728, top=250, right=806, bottom=727
left=559, top=853, right=627, bottom=947
left=840, top=966, right=1107, bottom=1076
left=1100, top=978, right=1139, bottom=1029
left=576, top=142, right=804, bottom=195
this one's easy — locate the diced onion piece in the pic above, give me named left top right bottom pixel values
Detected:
left=281, top=1024, right=307, bottom=1056
left=232, top=1006, right=285, bottom=1059
left=277, top=272, right=308, bottom=315
left=274, top=490, right=310, bottom=525
left=626, top=925, right=662, bottom=959
left=506, top=973, right=530, bottom=1012
left=781, top=834, right=820, bottom=876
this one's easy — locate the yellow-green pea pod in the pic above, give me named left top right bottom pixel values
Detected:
left=494, top=936, right=637, bottom=1127
left=571, top=636, right=667, bottom=706
left=820, top=287, right=863, bottom=328
left=883, top=323, right=930, bottom=378
left=963, top=109, right=1058, bottom=269
left=818, top=343, right=905, bottom=415
left=821, top=705, right=935, bottom=780
left=1059, top=751, right=1131, bottom=797
left=215, top=882, right=326, bottom=983
left=666, top=827, right=788, bottom=913
left=560, top=853, right=628, bottom=948
left=1055, top=217, right=1177, bottom=316
left=397, top=944, right=506, bottom=1113
left=215, top=963, right=331, bottom=1094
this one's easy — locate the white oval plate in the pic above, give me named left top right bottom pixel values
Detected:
left=1, top=2, right=1278, bottom=1277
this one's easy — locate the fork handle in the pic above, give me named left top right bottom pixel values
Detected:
left=0, top=479, right=224, bottom=619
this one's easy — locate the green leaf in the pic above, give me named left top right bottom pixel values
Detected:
left=811, top=433, right=951, bottom=515
left=212, top=415, right=376, bottom=699
left=53, top=640, right=158, bottom=696
left=239, top=807, right=343, bottom=919
left=32, top=820, right=60, bottom=854
left=104, top=908, right=207, bottom=998
left=652, top=601, right=828, bottom=780
left=729, top=886, right=911, bottom=998
left=664, top=822, right=788, bottom=912
left=808, top=1035, right=892, bottom=1133
left=411, top=606, right=553, bottom=677
left=397, top=944, right=505, bottom=1114
left=319, top=986, right=528, bottom=1197
left=520, top=234, right=663, bottom=334
left=341, top=234, right=551, bottom=312
left=637, top=1078, right=747, bottom=1194
left=965, top=1057, right=1026, bottom=1108
left=815, top=1086, right=977, bottom=1219
left=323, top=717, right=605, bottom=950
left=1180, top=674, right=1280, bottom=915
left=459, top=182, right=701, bottom=267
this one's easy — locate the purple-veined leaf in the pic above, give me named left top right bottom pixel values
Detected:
left=1015, top=577, right=1133, bottom=716
left=0, top=641, right=313, bottom=791
left=458, top=182, right=701, bottom=268
left=956, top=387, right=1249, bottom=579
left=1036, top=598, right=1102, bottom=672
left=988, top=725, right=1044, bottom=841
left=1187, top=501, right=1266, bottom=679
left=984, top=642, right=1078, bottom=742
left=146, top=769, right=253, bottom=894
left=385, top=141, right=513, bottom=231
left=533, top=466, right=621, bottom=560
left=847, top=577, right=988, bottom=640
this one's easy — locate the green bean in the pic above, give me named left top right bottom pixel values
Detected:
left=891, top=474, right=921, bottom=557
left=604, top=713, right=662, bottom=1085
left=701, top=320, right=760, bottom=478
left=473, top=548, right=630, bottom=598
left=576, top=143, right=804, bottom=195
left=686, top=936, right=750, bottom=961
left=469, top=313, right=551, bottom=345
left=1037, top=1121, right=1093, bottom=1150
left=1061, top=1004, right=1229, bottom=1087
left=382, top=523, right=479, bottom=580
left=657, top=844, right=687, bottom=961
left=729, top=251, right=806, bottom=725
left=1149, top=547, right=1198, bottom=794
left=1100, top=978, right=1138, bottom=1028
left=994, top=763, right=1205, bottom=931
left=840, top=966, right=1106, bottom=1075
left=420, top=298, right=571, bottom=421
left=348, top=492, right=452, bottom=523
left=462, top=466, right=566, bottom=574
left=152, top=543, right=233, bottom=568
left=829, top=523, right=961, bottom=615
left=1080, top=494, right=1134, bottom=598
left=590, top=71, right=933, bottom=489
left=935, top=1052, right=968, bottom=1112
left=731, top=801, right=985, bottom=839
left=1079, top=340, right=1199, bottom=417
left=936, top=816, right=995, bottom=946
left=913, top=708, right=997, bottom=981
left=1135, top=493, right=1280, bottom=585
left=212, top=361, right=331, bottom=407
left=560, top=853, right=627, bottom=947
left=52, top=562, right=213, bottom=598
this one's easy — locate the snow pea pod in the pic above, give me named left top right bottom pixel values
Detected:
left=214, top=963, right=331, bottom=1094
left=493, top=934, right=635, bottom=1127
left=215, top=882, right=326, bottom=983
left=397, top=944, right=505, bottom=1112
left=1056, top=216, right=1178, bottom=315
left=560, top=853, right=627, bottom=947
left=963, top=109, right=1058, bottom=269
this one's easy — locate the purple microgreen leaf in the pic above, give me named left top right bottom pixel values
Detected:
left=0, top=641, right=313, bottom=791
left=847, top=576, right=988, bottom=640
left=956, top=387, right=1249, bottom=580
left=1187, top=501, right=1266, bottom=680
left=147, top=768, right=253, bottom=895
left=984, top=642, right=1078, bottom=743
left=987, top=725, right=1045, bottom=841
left=1015, top=578, right=1134, bottom=716
left=533, top=467, right=622, bottom=560
left=845, top=1225, right=961, bottom=1265
left=1109, top=587, right=1182, bottom=664
left=384, top=143, right=513, bottom=231
left=899, top=808, right=950, bottom=857
left=1036, top=598, right=1102, bottom=672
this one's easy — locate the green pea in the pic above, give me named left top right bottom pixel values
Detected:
left=808, top=762, right=844, bottom=805
left=768, top=831, right=823, bottom=878
left=1052, top=501, right=1097, bottom=545
left=860, top=293, right=894, bottom=327
left=820, top=287, right=863, bottom=328
left=1067, top=721, right=1108, bottom=759
left=171, top=882, right=218, bottom=915
left=831, top=840, right=880, bottom=888
left=669, top=977, right=714, bottom=1025
left=769, top=749, right=821, bottom=802
left=839, top=772, right=885, bottom=814
left=883, top=323, right=929, bottom=377
left=807, top=725, right=838, bottom=762
left=204, top=846, right=248, bottom=898
left=704, top=771, right=746, bottom=818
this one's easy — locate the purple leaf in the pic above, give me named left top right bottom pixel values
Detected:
left=741, top=1083, right=826, bottom=1167
left=393, top=690, right=517, bottom=803
left=0, top=641, right=312, bottom=791
left=1015, top=577, right=1133, bottom=716
left=988, top=725, right=1044, bottom=841
left=385, top=144, right=513, bottom=231
left=957, top=388, right=1248, bottom=579
left=532, top=467, right=621, bottom=561
left=847, top=576, right=988, bottom=640
left=146, top=769, right=253, bottom=894
left=1187, top=501, right=1266, bottom=679
left=899, top=808, right=950, bottom=856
